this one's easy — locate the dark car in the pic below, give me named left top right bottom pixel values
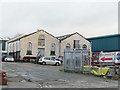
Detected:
left=2, top=56, right=7, bottom=62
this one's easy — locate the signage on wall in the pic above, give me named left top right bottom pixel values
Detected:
left=117, top=52, right=120, bottom=60
left=99, top=52, right=115, bottom=62
left=115, top=52, right=120, bottom=64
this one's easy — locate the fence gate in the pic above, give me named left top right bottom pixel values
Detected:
left=63, top=49, right=91, bottom=73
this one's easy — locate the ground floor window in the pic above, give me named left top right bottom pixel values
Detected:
left=66, top=43, right=71, bottom=49
left=38, top=48, right=45, bottom=57
left=50, top=51, right=55, bottom=55
left=50, top=43, right=56, bottom=55
left=26, top=42, right=32, bottom=55
left=82, top=44, right=87, bottom=50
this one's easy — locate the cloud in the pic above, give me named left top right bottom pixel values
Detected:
left=1, top=0, right=119, bottom=3
left=1, top=2, right=118, bottom=38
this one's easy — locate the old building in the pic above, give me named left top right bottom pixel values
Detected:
left=57, top=32, right=91, bottom=57
left=8, top=34, right=26, bottom=60
left=87, top=34, right=120, bottom=52
left=20, top=30, right=59, bottom=59
left=8, top=30, right=91, bottom=60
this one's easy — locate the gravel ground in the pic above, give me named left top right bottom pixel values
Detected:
left=1, top=62, right=119, bottom=88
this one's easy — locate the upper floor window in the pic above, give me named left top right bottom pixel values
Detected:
left=73, top=40, right=80, bottom=49
left=82, top=44, right=87, bottom=50
left=13, top=43, right=15, bottom=52
left=50, top=43, right=56, bottom=55
left=10, top=44, right=12, bottom=52
left=26, top=42, right=32, bottom=55
left=66, top=43, right=71, bottom=49
left=38, top=35, right=45, bottom=46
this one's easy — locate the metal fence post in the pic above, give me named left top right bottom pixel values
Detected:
left=89, top=49, right=92, bottom=74
left=100, top=62, right=102, bottom=75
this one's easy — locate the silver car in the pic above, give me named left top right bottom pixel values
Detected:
left=38, top=57, right=61, bottom=66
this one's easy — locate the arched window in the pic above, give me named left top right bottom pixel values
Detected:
left=66, top=43, right=71, bottom=49
left=26, top=42, right=32, bottom=55
left=38, top=35, right=45, bottom=46
left=82, top=44, right=87, bottom=50
left=50, top=43, right=56, bottom=55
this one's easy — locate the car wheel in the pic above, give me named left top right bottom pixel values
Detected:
left=42, top=62, right=46, bottom=65
left=56, top=62, right=60, bottom=66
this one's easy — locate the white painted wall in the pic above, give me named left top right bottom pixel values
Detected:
left=20, top=30, right=59, bottom=59
left=8, top=40, right=20, bottom=53
left=7, top=31, right=91, bottom=60
left=61, top=33, right=91, bottom=56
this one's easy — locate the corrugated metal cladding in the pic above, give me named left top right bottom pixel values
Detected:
left=87, top=34, right=120, bottom=52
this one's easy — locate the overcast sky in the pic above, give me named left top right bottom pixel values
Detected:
left=1, top=0, right=118, bottom=38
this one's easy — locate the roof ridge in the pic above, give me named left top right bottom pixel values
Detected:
left=56, top=32, right=76, bottom=38
left=87, top=33, right=120, bottom=40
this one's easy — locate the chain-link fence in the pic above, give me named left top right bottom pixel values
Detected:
left=63, top=49, right=91, bottom=73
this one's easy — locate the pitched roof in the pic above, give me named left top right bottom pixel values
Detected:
left=20, top=29, right=58, bottom=40
left=56, top=32, right=87, bottom=41
left=8, top=34, right=26, bottom=43
left=8, top=29, right=59, bottom=43
left=87, top=34, right=120, bottom=40
left=0, top=37, right=9, bottom=41
left=8, top=30, right=89, bottom=43
left=56, top=34, right=73, bottom=40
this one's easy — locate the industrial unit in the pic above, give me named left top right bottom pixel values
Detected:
left=87, top=34, right=120, bottom=52
left=0, top=37, right=9, bottom=57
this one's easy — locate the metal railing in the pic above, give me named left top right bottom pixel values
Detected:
left=63, top=49, right=91, bottom=73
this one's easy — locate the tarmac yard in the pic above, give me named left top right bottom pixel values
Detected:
left=2, top=62, right=119, bottom=88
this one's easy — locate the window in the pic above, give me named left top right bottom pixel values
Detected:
left=66, top=43, right=71, bottom=49
left=74, top=40, right=80, bottom=48
left=10, top=44, right=12, bottom=52
left=51, top=57, right=55, bottom=61
left=26, top=42, right=32, bottom=55
left=82, top=44, right=87, bottom=50
left=38, top=48, right=45, bottom=57
left=50, top=43, right=56, bottom=55
left=38, top=35, right=45, bottom=46
left=44, top=57, right=50, bottom=60
left=2, top=41, right=6, bottom=51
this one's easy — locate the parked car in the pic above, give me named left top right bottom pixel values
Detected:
left=2, top=56, right=7, bottom=62
left=38, top=57, right=61, bottom=66
left=56, top=58, right=63, bottom=64
left=4, top=56, right=14, bottom=62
